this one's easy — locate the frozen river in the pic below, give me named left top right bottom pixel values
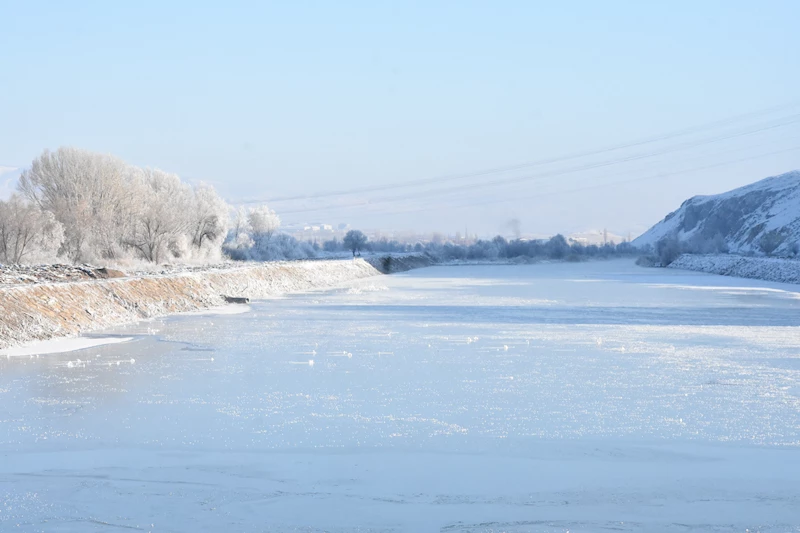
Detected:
left=2, top=259, right=800, bottom=532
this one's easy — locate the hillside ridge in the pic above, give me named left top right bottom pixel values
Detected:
left=634, top=169, right=800, bottom=255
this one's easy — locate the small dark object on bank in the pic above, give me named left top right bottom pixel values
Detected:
left=223, top=295, right=250, bottom=304
left=95, top=267, right=127, bottom=279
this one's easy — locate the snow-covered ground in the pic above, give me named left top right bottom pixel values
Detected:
left=669, top=253, right=800, bottom=283
left=1, top=259, right=800, bottom=532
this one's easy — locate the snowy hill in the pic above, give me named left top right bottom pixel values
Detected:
left=633, top=170, right=800, bottom=255
left=0, top=166, right=22, bottom=200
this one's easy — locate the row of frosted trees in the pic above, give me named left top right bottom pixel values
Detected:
left=321, top=234, right=637, bottom=261
left=0, top=147, right=282, bottom=265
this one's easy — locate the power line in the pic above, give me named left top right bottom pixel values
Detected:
left=387, top=133, right=800, bottom=211
left=469, top=146, right=800, bottom=207
left=357, top=145, right=800, bottom=217
left=245, top=101, right=800, bottom=204
left=274, top=116, right=800, bottom=215
left=347, top=114, right=800, bottom=206
left=280, top=144, right=800, bottom=217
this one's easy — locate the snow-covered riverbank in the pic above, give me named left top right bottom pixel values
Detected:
left=0, top=255, right=432, bottom=351
left=668, top=253, right=800, bottom=284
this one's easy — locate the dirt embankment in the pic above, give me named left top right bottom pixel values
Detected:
left=0, top=255, right=433, bottom=350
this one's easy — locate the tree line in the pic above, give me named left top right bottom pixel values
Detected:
left=0, top=147, right=289, bottom=265
left=1, top=147, right=639, bottom=266
left=640, top=231, right=800, bottom=267
left=323, top=232, right=637, bottom=261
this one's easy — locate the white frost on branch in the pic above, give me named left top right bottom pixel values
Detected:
left=0, top=194, right=64, bottom=264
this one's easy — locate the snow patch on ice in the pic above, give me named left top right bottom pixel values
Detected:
left=179, top=305, right=251, bottom=316
left=1, top=336, right=134, bottom=357
left=346, top=284, right=389, bottom=294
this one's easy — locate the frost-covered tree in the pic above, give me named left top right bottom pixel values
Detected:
left=247, top=205, right=280, bottom=253
left=219, top=205, right=320, bottom=262
left=16, top=147, right=236, bottom=265
left=187, top=184, right=229, bottom=259
left=19, top=147, right=131, bottom=262
left=0, top=195, right=64, bottom=264
left=545, top=234, right=570, bottom=259
left=126, top=168, right=194, bottom=263
left=322, top=237, right=341, bottom=253
left=343, top=230, right=368, bottom=256
left=656, top=236, right=682, bottom=265
left=230, top=206, right=250, bottom=241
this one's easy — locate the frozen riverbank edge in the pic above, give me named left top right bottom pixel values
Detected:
left=667, top=253, right=800, bottom=284
left=0, top=254, right=432, bottom=350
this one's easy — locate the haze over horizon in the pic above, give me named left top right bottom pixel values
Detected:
left=2, top=1, right=799, bottom=237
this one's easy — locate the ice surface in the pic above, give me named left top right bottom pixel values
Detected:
left=1, top=259, right=800, bottom=532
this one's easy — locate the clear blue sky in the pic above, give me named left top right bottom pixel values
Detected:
left=2, top=1, right=799, bottom=236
